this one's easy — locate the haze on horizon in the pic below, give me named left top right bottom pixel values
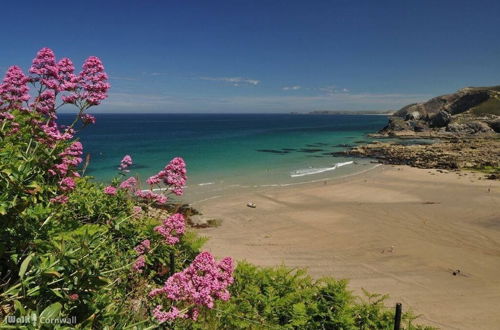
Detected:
left=1, top=0, right=500, bottom=113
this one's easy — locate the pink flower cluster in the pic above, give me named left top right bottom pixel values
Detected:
left=135, top=190, right=168, bottom=205
left=154, top=213, right=186, bottom=245
left=119, top=176, right=137, bottom=190
left=132, top=239, right=151, bottom=273
left=118, top=155, right=132, bottom=172
left=48, top=142, right=83, bottom=204
left=78, top=56, right=110, bottom=106
left=133, top=255, right=146, bottom=273
left=0, top=47, right=109, bottom=136
left=0, top=66, right=30, bottom=112
left=50, top=195, right=69, bottom=204
left=134, top=239, right=151, bottom=255
left=38, top=121, right=74, bottom=145
left=79, top=113, right=96, bottom=125
left=29, top=48, right=110, bottom=111
left=146, top=157, right=187, bottom=196
left=49, top=141, right=83, bottom=177
left=149, top=252, right=234, bottom=323
left=104, top=186, right=117, bottom=195
left=59, top=177, right=76, bottom=191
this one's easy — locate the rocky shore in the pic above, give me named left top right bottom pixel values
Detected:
left=341, top=137, right=500, bottom=179
left=337, top=85, right=500, bottom=179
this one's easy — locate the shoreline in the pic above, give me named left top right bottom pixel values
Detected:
left=181, top=161, right=382, bottom=204
left=192, top=165, right=500, bottom=329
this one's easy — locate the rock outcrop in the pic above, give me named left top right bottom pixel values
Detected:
left=340, top=138, right=500, bottom=178
left=378, top=86, right=500, bottom=136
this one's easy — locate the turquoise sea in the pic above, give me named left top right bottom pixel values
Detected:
left=61, top=114, right=389, bottom=201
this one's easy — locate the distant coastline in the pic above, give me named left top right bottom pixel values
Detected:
left=291, top=110, right=395, bottom=115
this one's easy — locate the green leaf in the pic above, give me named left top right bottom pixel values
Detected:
left=19, top=253, right=34, bottom=279
left=39, top=302, right=62, bottom=321
left=51, top=289, right=64, bottom=299
left=13, top=300, right=25, bottom=314
left=43, top=271, right=62, bottom=278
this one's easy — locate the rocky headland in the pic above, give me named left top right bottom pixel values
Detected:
left=376, top=85, right=500, bottom=137
left=340, top=86, right=500, bottom=178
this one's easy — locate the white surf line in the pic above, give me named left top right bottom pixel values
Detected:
left=290, top=161, right=354, bottom=178
left=270, top=163, right=383, bottom=188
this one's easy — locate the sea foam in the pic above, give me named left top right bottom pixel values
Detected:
left=290, top=161, right=353, bottom=178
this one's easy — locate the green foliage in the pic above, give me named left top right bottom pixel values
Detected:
left=58, top=178, right=132, bottom=227
left=202, top=262, right=434, bottom=330
left=470, top=95, right=500, bottom=116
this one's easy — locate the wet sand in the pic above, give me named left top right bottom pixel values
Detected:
left=193, top=165, right=500, bottom=329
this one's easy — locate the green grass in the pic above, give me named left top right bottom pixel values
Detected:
left=470, top=95, right=500, bottom=116
left=467, top=165, right=500, bottom=174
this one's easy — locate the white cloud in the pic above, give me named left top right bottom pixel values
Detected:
left=282, top=85, right=301, bottom=91
left=318, top=85, right=350, bottom=95
left=199, top=76, right=260, bottom=86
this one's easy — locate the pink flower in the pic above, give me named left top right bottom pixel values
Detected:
left=104, top=186, right=117, bottom=195
left=32, top=89, right=56, bottom=118
left=154, top=213, right=185, bottom=245
left=149, top=252, right=234, bottom=322
left=79, top=113, right=96, bottom=125
left=135, top=190, right=167, bottom=205
left=133, top=206, right=142, bottom=214
left=29, top=48, right=58, bottom=77
left=79, top=56, right=110, bottom=106
left=152, top=306, right=186, bottom=323
left=57, top=58, right=79, bottom=92
left=118, top=155, right=132, bottom=171
left=50, top=195, right=69, bottom=204
left=0, top=66, right=30, bottom=111
left=68, top=294, right=79, bottom=301
left=134, top=239, right=151, bottom=255
left=132, top=255, right=146, bottom=273
left=146, top=175, right=161, bottom=185
left=49, top=142, right=83, bottom=176
left=59, top=177, right=76, bottom=192
left=147, top=157, right=187, bottom=195
left=39, top=121, right=74, bottom=145
left=119, top=176, right=137, bottom=190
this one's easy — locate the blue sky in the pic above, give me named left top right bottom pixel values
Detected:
left=1, top=0, right=499, bottom=113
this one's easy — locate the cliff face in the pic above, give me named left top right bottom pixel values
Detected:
left=379, top=86, right=500, bottom=136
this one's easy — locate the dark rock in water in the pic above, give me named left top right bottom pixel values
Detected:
left=430, top=110, right=452, bottom=128
left=256, top=149, right=289, bottom=154
left=306, top=142, right=328, bottom=147
left=282, top=148, right=297, bottom=151
left=333, top=143, right=354, bottom=148
left=299, top=148, right=324, bottom=153
left=330, top=151, right=353, bottom=157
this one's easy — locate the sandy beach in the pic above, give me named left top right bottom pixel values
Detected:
left=193, top=166, right=500, bottom=329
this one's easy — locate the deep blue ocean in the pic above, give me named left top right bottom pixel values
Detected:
left=60, top=113, right=389, bottom=201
